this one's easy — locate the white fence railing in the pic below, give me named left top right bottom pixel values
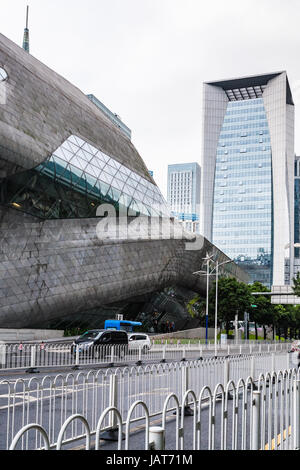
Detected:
left=152, top=339, right=292, bottom=346
left=8, top=371, right=300, bottom=450
left=0, top=342, right=292, bottom=372
left=0, top=351, right=294, bottom=450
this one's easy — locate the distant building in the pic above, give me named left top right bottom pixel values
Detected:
left=87, top=94, right=132, bottom=140
left=200, top=72, right=295, bottom=287
left=167, top=163, right=201, bottom=233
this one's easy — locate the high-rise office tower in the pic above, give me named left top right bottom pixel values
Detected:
left=200, top=72, right=295, bottom=287
left=167, top=163, right=201, bottom=233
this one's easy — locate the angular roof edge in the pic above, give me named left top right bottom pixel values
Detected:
left=205, top=71, right=294, bottom=106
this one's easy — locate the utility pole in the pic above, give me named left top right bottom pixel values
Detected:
left=205, top=254, right=210, bottom=345
left=22, top=5, right=30, bottom=53
left=214, top=259, right=233, bottom=356
left=193, top=256, right=233, bottom=349
left=234, top=313, right=238, bottom=344
left=193, top=252, right=214, bottom=346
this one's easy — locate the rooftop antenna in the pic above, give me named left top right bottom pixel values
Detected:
left=22, top=5, right=30, bottom=53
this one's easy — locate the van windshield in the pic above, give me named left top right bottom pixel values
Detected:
left=80, top=331, right=102, bottom=340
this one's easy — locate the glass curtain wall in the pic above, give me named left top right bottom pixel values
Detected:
left=212, top=98, right=273, bottom=286
left=1, top=135, right=169, bottom=220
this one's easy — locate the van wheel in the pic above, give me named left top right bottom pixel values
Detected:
left=142, top=346, right=150, bottom=355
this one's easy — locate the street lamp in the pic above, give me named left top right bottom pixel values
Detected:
left=212, top=260, right=234, bottom=357
left=194, top=257, right=234, bottom=351
left=193, top=252, right=215, bottom=345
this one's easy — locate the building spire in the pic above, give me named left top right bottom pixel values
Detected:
left=22, top=5, right=30, bottom=53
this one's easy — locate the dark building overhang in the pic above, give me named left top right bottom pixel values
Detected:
left=205, top=71, right=294, bottom=106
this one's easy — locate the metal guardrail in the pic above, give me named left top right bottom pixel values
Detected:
left=8, top=371, right=300, bottom=450
left=0, top=351, right=294, bottom=450
left=0, top=342, right=292, bottom=372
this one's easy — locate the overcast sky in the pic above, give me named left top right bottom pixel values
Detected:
left=1, top=0, right=300, bottom=197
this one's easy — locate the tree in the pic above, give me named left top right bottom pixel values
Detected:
left=290, top=275, right=300, bottom=340
left=249, top=282, right=274, bottom=340
left=275, top=305, right=292, bottom=340
left=193, top=277, right=300, bottom=341
left=208, top=277, right=253, bottom=336
left=293, top=305, right=300, bottom=339
left=286, top=306, right=298, bottom=340
left=193, top=298, right=216, bottom=328
left=292, top=272, right=300, bottom=297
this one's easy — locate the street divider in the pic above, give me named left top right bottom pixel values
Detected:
left=7, top=370, right=300, bottom=451
left=0, top=351, right=295, bottom=450
left=0, top=341, right=292, bottom=372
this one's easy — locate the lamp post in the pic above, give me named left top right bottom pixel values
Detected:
left=194, top=256, right=234, bottom=349
left=213, top=260, right=234, bottom=357
left=205, top=255, right=210, bottom=345
left=193, top=252, right=215, bottom=345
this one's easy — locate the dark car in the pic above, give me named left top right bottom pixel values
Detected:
left=71, top=329, right=128, bottom=359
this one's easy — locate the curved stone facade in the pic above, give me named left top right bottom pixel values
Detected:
left=0, top=207, right=248, bottom=329
left=0, top=33, right=249, bottom=329
left=0, top=33, right=151, bottom=181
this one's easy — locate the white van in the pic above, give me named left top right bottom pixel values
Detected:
left=128, top=333, right=151, bottom=353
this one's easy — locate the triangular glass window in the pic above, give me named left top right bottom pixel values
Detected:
left=82, top=142, right=95, bottom=156
left=53, top=146, right=71, bottom=162
left=68, top=135, right=79, bottom=145
left=120, top=165, right=131, bottom=176
left=76, top=148, right=92, bottom=163
left=134, top=190, right=144, bottom=201
left=116, top=171, right=128, bottom=183
left=85, top=173, right=97, bottom=190
left=86, top=164, right=100, bottom=179
left=90, top=156, right=107, bottom=171
left=64, top=140, right=80, bottom=155
left=111, top=179, right=124, bottom=191
left=105, top=165, right=118, bottom=177
left=108, top=158, right=119, bottom=169
left=70, top=155, right=88, bottom=171
left=53, top=156, right=69, bottom=178
left=127, top=177, right=138, bottom=189
left=73, top=136, right=85, bottom=147
left=131, top=172, right=140, bottom=182
left=100, top=152, right=110, bottom=163
left=110, top=187, right=121, bottom=202
left=100, top=172, right=114, bottom=185
left=69, top=164, right=84, bottom=179
left=124, top=185, right=135, bottom=197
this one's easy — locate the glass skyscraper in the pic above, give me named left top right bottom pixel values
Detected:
left=212, top=98, right=273, bottom=285
left=200, top=72, right=295, bottom=287
left=167, top=163, right=201, bottom=233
